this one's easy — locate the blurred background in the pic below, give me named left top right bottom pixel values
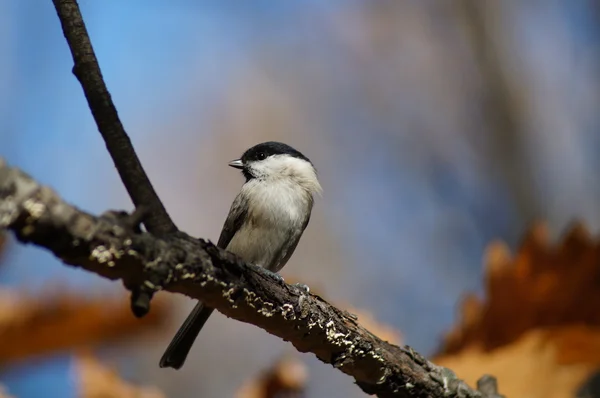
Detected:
left=1, top=1, right=600, bottom=397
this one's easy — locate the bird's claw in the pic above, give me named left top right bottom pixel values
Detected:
left=292, top=283, right=310, bottom=293
left=254, top=268, right=310, bottom=292
left=255, top=266, right=285, bottom=283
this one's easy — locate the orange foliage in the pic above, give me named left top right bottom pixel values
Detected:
left=439, top=222, right=600, bottom=354
left=434, top=222, right=600, bottom=397
left=436, top=330, right=593, bottom=398
left=76, top=351, right=165, bottom=398
left=235, top=354, right=308, bottom=398
left=0, top=289, right=170, bottom=366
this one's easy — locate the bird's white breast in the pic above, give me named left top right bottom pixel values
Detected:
left=225, top=179, right=312, bottom=271
left=245, top=179, right=309, bottom=226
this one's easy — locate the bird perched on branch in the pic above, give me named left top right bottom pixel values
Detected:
left=159, top=141, right=322, bottom=370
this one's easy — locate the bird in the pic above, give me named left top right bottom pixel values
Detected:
left=159, top=141, right=322, bottom=370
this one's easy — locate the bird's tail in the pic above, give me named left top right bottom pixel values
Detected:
left=159, top=302, right=215, bottom=369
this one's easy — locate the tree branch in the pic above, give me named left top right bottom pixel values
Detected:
left=41, top=1, right=504, bottom=395
left=51, top=0, right=177, bottom=236
left=0, top=158, right=502, bottom=398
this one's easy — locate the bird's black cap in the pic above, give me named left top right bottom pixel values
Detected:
left=241, top=141, right=311, bottom=164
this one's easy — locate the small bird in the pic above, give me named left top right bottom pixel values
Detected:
left=159, top=141, right=322, bottom=370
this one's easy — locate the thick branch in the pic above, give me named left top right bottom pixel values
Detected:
left=0, top=159, right=502, bottom=398
left=51, top=0, right=176, bottom=236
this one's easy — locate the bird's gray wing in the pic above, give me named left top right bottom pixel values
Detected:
left=271, top=210, right=312, bottom=272
left=217, top=192, right=248, bottom=249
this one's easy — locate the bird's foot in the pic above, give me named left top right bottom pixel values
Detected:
left=292, top=283, right=310, bottom=293
left=255, top=266, right=285, bottom=284
left=253, top=268, right=310, bottom=292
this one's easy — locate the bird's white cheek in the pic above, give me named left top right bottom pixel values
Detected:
left=247, top=162, right=272, bottom=178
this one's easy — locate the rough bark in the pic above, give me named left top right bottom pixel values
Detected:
left=0, top=159, right=502, bottom=398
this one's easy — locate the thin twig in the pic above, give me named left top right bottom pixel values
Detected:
left=51, top=0, right=177, bottom=236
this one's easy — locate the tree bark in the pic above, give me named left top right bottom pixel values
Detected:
left=0, top=158, right=502, bottom=397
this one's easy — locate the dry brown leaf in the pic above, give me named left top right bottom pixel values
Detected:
left=436, top=328, right=596, bottom=398
left=75, top=351, right=165, bottom=398
left=235, top=354, right=308, bottom=398
left=547, top=325, right=600, bottom=365
left=0, top=288, right=170, bottom=366
left=438, top=221, right=600, bottom=356
left=434, top=221, right=600, bottom=397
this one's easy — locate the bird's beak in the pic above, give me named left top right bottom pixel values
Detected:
left=228, top=159, right=244, bottom=169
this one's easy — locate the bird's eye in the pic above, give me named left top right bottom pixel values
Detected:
left=257, top=152, right=266, bottom=160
